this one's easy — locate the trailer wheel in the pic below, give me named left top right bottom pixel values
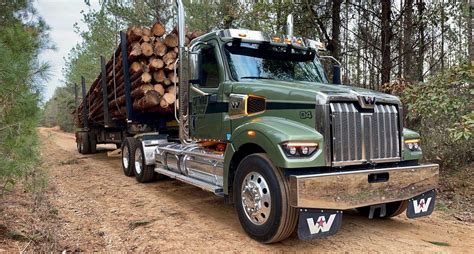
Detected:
left=76, top=136, right=82, bottom=154
left=357, top=200, right=408, bottom=218
left=122, top=137, right=138, bottom=177
left=89, top=132, right=97, bottom=154
left=233, top=153, right=297, bottom=243
left=133, top=142, right=155, bottom=183
left=80, top=132, right=91, bottom=154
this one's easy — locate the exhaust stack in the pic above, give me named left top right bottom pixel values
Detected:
left=176, top=0, right=190, bottom=143
left=286, top=14, right=293, bottom=37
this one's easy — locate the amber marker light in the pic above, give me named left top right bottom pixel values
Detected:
left=247, top=130, right=256, bottom=137
left=238, top=33, right=247, bottom=37
left=272, top=36, right=281, bottom=42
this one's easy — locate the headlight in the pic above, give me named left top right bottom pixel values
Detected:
left=405, top=139, right=421, bottom=151
left=281, top=142, right=318, bottom=158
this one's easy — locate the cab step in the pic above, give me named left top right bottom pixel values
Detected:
left=155, top=167, right=224, bottom=196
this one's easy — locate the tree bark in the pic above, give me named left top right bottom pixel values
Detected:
left=381, top=0, right=392, bottom=85
left=403, top=0, right=414, bottom=81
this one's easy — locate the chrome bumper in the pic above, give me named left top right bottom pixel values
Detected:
left=289, top=164, right=439, bottom=209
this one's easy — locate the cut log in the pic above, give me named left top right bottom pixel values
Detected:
left=142, top=27, right=151, bottom=37
left=164, top=33, right=179, bottom=47
left=141, top=42, right=154, bottom=57
left=130, top=61, right=142, bottom=73
left=154, top=39, right=167, bottom=57
left=163, top=51, right=177, bottom=65
left=151, top=22, right=165, bottom=37
left=133, top=90, right=161, bottom=110
left=165, top=61, right=178, bottom=71
left=131, top=84, right=154, bottom=98
left=127, top=26, right=142, bottom=42
left=168, top=72, right=179, bottom=84
left=153, top=69, right=166, bottom=83
left=148, top=57, right=164, bottom=70
left=130, top=42, right=142, bottom=58
left=163, top=78, right=171, bottom=86
left=154, top=84, right=165, bottom=96
left=141, top=72, right=152, bottom=83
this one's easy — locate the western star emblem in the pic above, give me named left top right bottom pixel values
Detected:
left=357, top=95, right=376, bottom=109
left=413, top=197, right=432, bottom=214
left=307, top=214, right=337, bottom=234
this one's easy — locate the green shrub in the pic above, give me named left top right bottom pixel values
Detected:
left=401, top=64, right=473, bottom=169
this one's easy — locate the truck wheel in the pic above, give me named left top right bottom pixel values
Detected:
left=133, top=141, right=155, bottom=183
left=76, top=136, right=82, bottom=154
left=233, top=153, right=297, bottom=243
left=357, top=200, right=408, bottom=218
left=122, top=137, right=138, bottom=177
left=89, top=132, right=97, bottom=154
left=80, top=132, right=91, bottom=154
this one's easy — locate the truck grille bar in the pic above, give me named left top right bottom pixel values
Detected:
left=330, top=102, right=400, bottom=166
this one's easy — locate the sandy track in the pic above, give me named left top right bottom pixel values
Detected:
left=38, top=127, right=473, bottom=252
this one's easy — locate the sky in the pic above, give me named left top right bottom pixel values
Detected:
left=35, top=0, right=100, bottom=101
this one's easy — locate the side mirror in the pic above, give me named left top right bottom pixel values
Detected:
left=189, top=49, right=202, bottom=84
left=332, top=64, right=341, bottom=85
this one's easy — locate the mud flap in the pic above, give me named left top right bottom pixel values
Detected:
left=297, top=209, right=343, bottom=240
left=407, top=189, right=436, bottom=219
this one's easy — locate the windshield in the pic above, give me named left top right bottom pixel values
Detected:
left=224, top=42, right=328, bottom=83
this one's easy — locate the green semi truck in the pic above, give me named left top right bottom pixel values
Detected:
left=116, top=1, right=440, bottom=243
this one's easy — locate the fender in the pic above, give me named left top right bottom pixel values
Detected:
left=223, top=117, right=326, bottom=194
left=403, top=128, right=423, bottom=161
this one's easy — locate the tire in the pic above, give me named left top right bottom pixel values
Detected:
left=233, top=153, right=297, bottom=243
left=89, top=132, right=97, bottom=154
left=133, top=141, right=155, bottom=183
left=80, top=132, right=91, bottom=154
left=122, top=137, right=138, bottom=177
left=357, top=200, right=408, bottom=218
left=76, top=135, right=82, bottom=154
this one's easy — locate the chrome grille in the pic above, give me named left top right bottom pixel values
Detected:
left=330, top=102, right=400, bottom=166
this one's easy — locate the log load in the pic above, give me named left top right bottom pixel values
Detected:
left=76, top=22, right=203, bottom=126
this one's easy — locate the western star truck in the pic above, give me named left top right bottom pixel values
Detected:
left=76, top=0, right=439, bottom=243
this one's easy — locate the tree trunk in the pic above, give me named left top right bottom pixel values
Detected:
left=416, top=0, right=426, bottom=81
left=381, top=0, right=392, bottom=86
left=468, top=0, right=474, bottom=65
left=403, top=0, right=414, bottom=81
left=331, top=0, right=343, bottom=61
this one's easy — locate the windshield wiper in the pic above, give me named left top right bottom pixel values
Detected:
left=240, top=76, right=273, bottom=80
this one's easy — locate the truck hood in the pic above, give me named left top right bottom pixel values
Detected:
left=231, top=80, right=401, bottom=105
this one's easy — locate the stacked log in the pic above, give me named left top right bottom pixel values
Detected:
left=76, top=22, right=202, bottom=125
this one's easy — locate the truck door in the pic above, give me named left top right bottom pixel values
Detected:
left=189, top=40, right=226, bottom=140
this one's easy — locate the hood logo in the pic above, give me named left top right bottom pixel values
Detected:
left=358, top=95, right=376, bottom=109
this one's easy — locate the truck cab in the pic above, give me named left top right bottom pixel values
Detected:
left=124, top=1, right=439, bottom=243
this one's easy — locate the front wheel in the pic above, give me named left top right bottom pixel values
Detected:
left=233, top=153, right=297, bottom=243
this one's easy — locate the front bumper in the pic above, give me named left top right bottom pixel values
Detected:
left=289, top=164, right=439, bottom=209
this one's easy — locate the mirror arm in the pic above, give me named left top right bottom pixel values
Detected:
left=189, top=41, right=208, bottom=53
left=190, top=85, right=209, bottom=96
left=319, top=55, right=342, bottom=66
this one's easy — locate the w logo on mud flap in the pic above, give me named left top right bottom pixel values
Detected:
left=407, top=190, right=436, bottom=219
left=307, top=214, right=336, bottom=234
left=413, top=197, right=432, bottom=214
left=298, top=209, right=342, bottom=240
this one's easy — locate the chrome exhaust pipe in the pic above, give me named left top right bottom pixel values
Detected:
left=286, top=14, right=293, bottom=37
left=176, top=0, right=191, bottom=144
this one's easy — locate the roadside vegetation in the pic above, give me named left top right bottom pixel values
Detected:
left=0, top=1, right=51, bottom=196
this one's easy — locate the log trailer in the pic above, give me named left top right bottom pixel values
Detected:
left=75, top=0, right=439, bottom=243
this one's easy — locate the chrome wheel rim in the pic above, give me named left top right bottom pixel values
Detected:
left=241, top=171, right=271, bottom=225
left=122, top=145, right=129, bottom=168
left=135, top=148, right=142, bottom=175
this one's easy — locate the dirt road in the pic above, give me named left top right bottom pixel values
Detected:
left=36, top=127, right=473, bottom=252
